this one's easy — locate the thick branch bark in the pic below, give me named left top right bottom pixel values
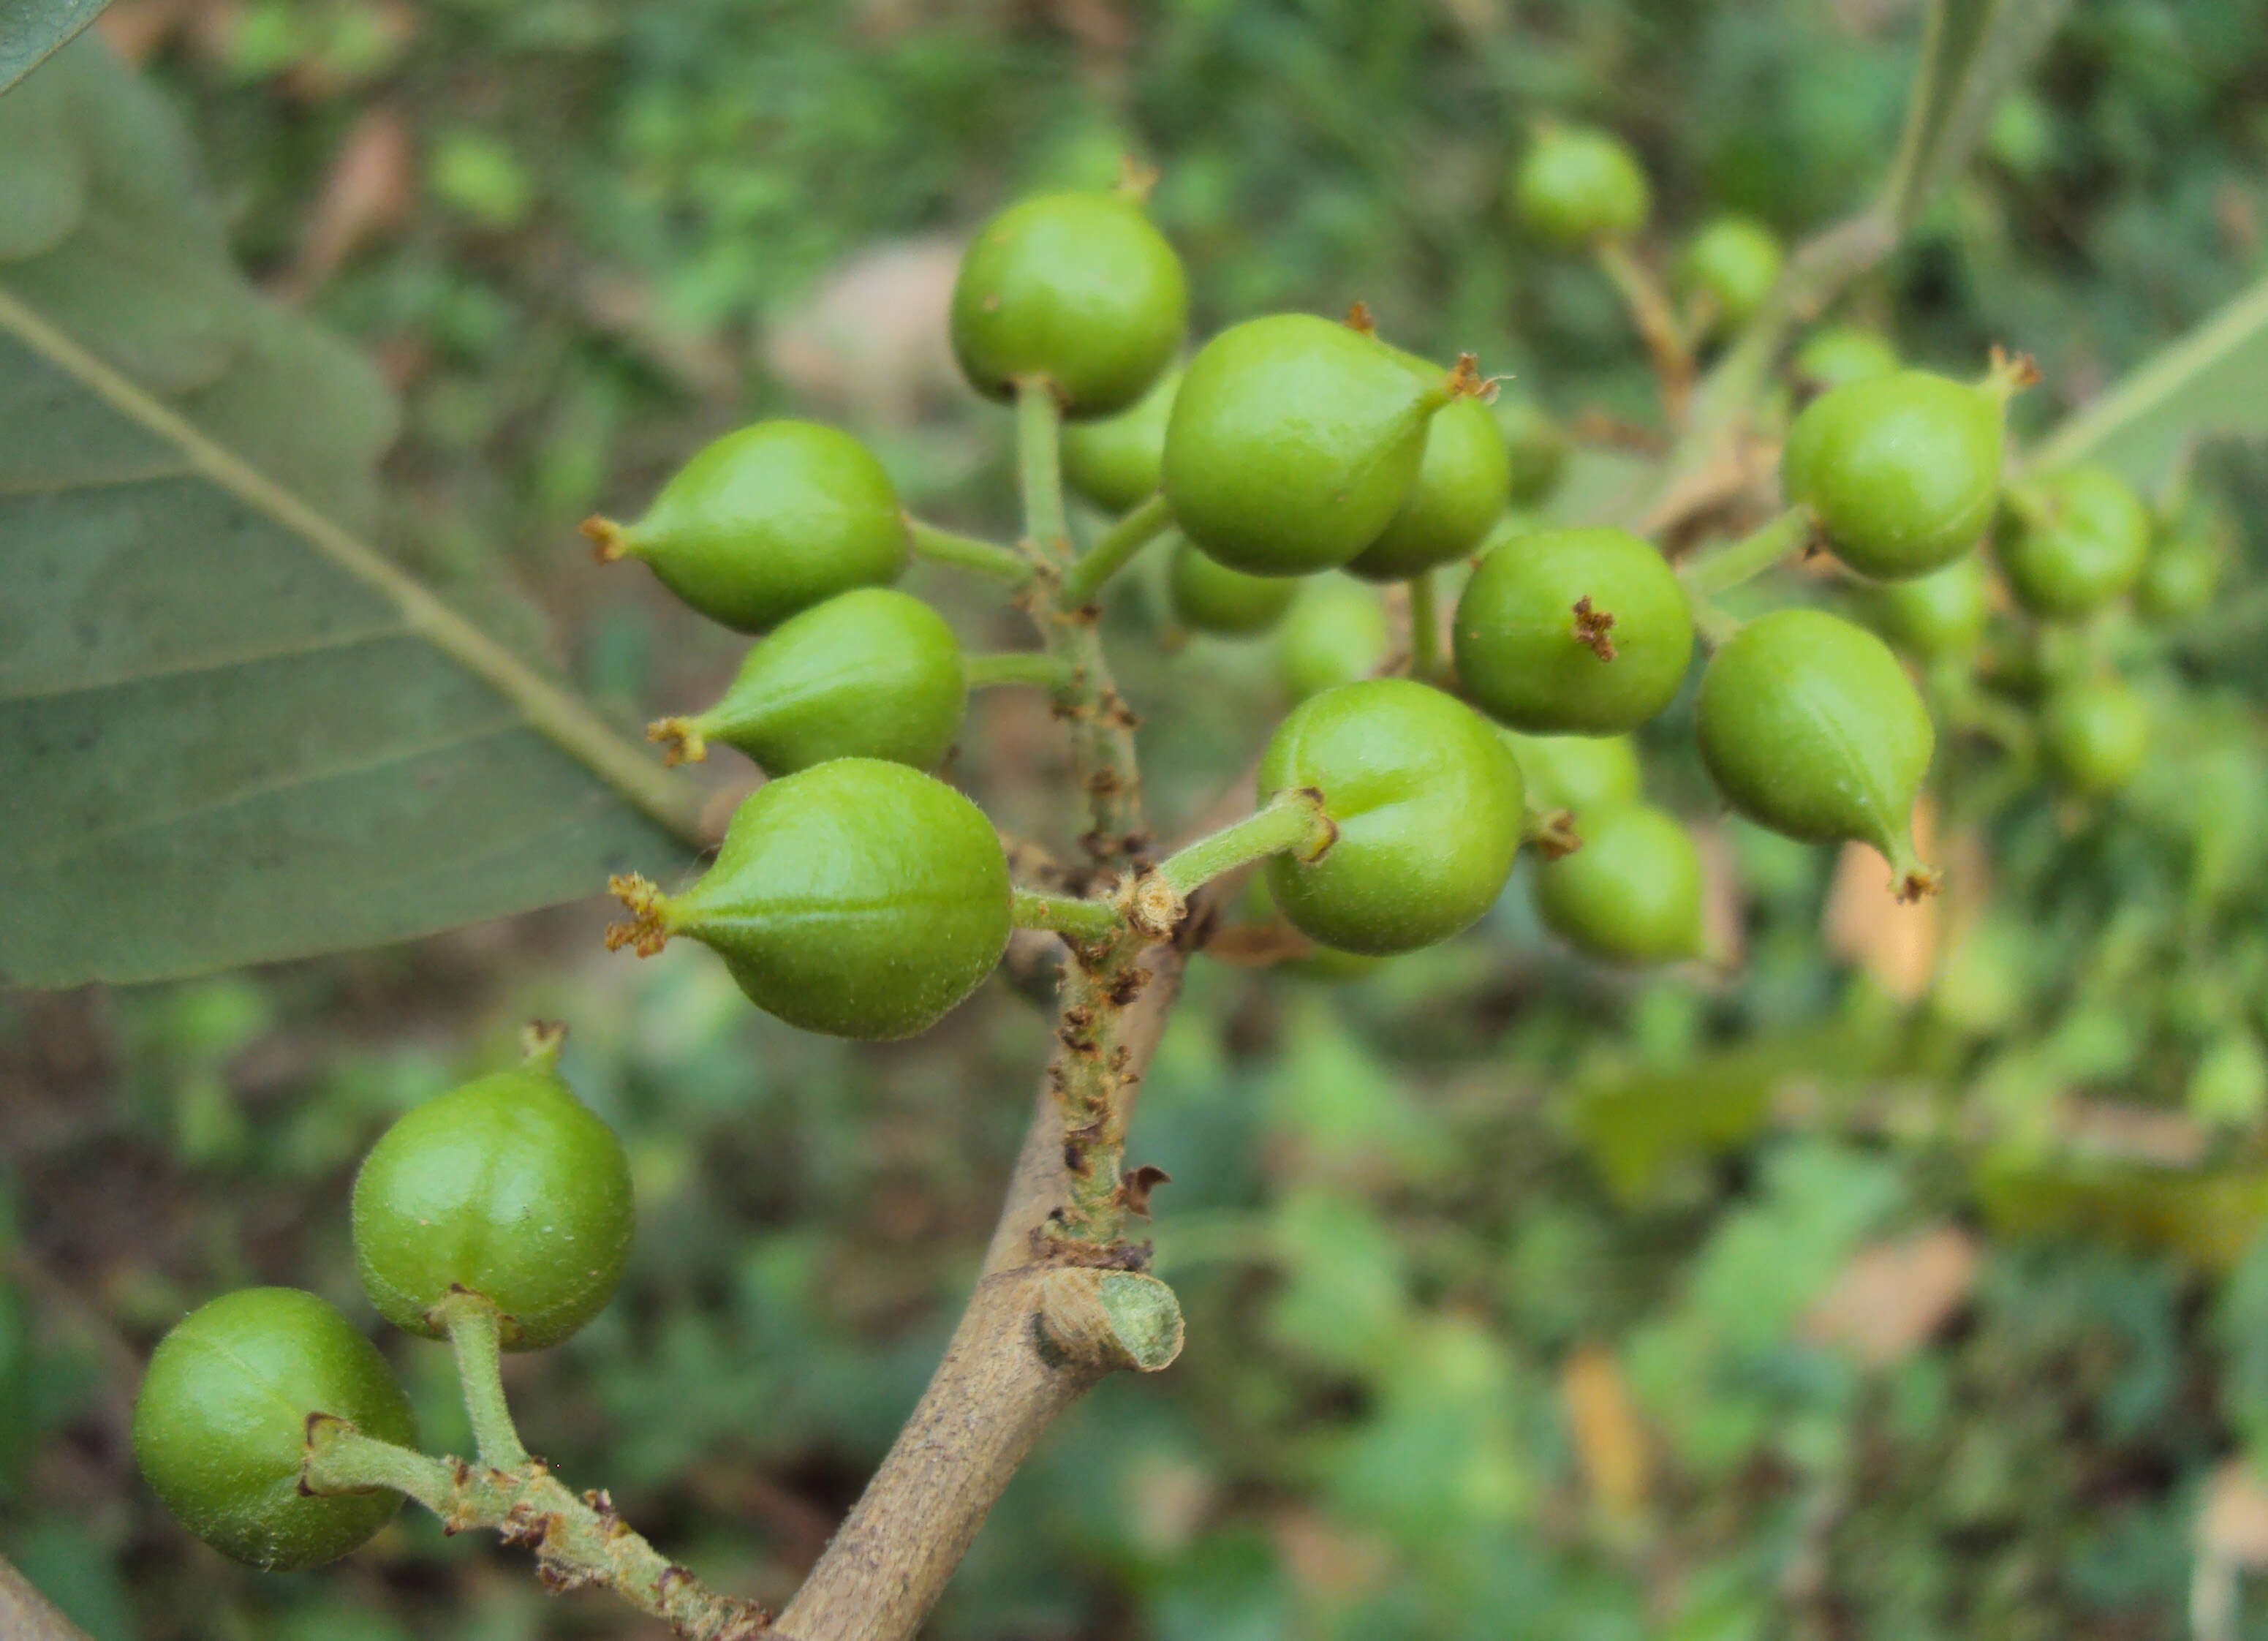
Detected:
left=774, top=941, right=1187, bottom=1641
left=0, top=1555, right=93, bottom=1641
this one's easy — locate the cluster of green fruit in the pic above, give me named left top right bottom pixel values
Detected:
left=132, top=1038, right=635, bottom=1569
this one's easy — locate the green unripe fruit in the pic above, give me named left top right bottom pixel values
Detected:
left=589, top=421, right=908, bottom=634
left=1276, top=576, right=1388, bottom=701
left=1512, top=124, right=1650, bottom=246
left=1346, top=352, right=1513, bottom=581
left=133, top=1289, right=416, bottom=1571
left=1532, top=803, right=1704, bottom=964
left=610, top=759, right=1010, bottom=1040
left=1793, top=326, right=1900, bottom=393
left=1233, top=875, right=1383, bottom=983
left=1169, top=537, right=1299, bottom=635
left=1454, top=527, right=1694, bottom=734
left=2039, top=675, right=2150, bottom=797
left=1993, top=467, right=2150, bottom=618
left=1852, top=555, right=1990, bottom=659
left=351, top=1057, right=635, bottom=1350
left=1781, top=369, right=2005, bottom=581
left=1258, top=679, right=1525, bottom=955
left=1162, top=313, right=1445, bottom=576
left=1497, top=396, right=1570, bottom=505
left=1677, top=216, right=1783, bottom=333
left=1060, top=366, right=1178, bottom=514
left=948, top=190, right=1187, bottom=416
left=2136, top=533, right=2223, bottom=624
left=652, top=588, right=965, bottom=774
left=1500, top=731, right=1643, bottom=815
left=1695, top=608, right=1936, bottom=895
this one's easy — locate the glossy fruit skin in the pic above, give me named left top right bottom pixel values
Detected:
left=614, top=420, right=908, bottom=633
left=133, top=1289, right=416, bottom=1572
left=661, top=759, right=1010, bottom=1040
left=2136, top=533, right=2222, bottom=623
left=1162, top=314, right=1440, bottom=576
left=686, top=588, right=965, bottom=774
left=1852, top=555, right=1990, bottom=659
left=1169, top=537, right=1299, bottom=635
left=1781, top=370, right=2004, bottom=581
left=1258, top=679, right=1525, bottom=955
left=1695, top=608, right=1934, bottom=874
left=1994, top=467, right=2150, bottom=618
left=1512, top=125, right=1649, bottom=246
left=1532, top=802, right=1704, bottom=963
left=1346, top=352, right=1513, bottom=580
left=1497, top=396, right=1570, bottom=505
left=1453, top=527, right=1694, bottom=734
left=1500, top=731, right=1643, bottom=815
left=2041, top=676, right=2150, bottom=796
left=1793, top=325, right=1899, bottom=393
left=1060, top=366, right=1178, bottom=514
left=1275, top=576, right=1388, bottom=700
left=948, top=190, right=1187, bottom=416
left=352, top=1065, right=635, bottom=1350
left=1677, top=216, right=1783, bottom=332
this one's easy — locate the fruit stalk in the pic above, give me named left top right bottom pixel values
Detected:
left=441, top=1290, right=529, bottom=1471
left=905, top=516, right=1035, bottom=583
left=1594, top=240, right=1693, bottom=420
left=1407, top=568, right=1444, bottom=683
left=964, top=651, right=1075, bottom=690
left=1015, top=377, right=1073, bottom=562
left=1679, top=505, right=1815, bottom=597
left=1010, top=888, right=1123, bottom=940
left=1057, top=493, right=1175, bottom=607
left=1153, top=790, right=1334, bottom=899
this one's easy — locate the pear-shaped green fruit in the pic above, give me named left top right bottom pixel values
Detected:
left=1061, top=366, right=1179, bottom=514
left=652, top=588, right=965, bottom=774
left=1532, top=802, right=1704, bottom=963
left=949, top=190, right=1187, bottom=416
left=1851, top=555, right=1990, bottom=659
left=1163, top=313, right=1448, bottom=576
left=352, top=1051, right=634, bottom=1351
left=1454, top=526, right=1694, bottom=733
left=1275, top=576, right=1388, bottom=701
left=1677, top=216, right=1783, bottom=333
left=2136, top=532, right=2223, bottom=624
left=133, top=1289, right=416, bottom=1571
left=1782, top=369, right=2005, bottom=581
left=1169, top=537, right=1299, bottom=635
left=1512, top=124, right=1650, bottom=246
left=2040, top=675, right=2150, bottom=797
left=1497, top=396, right=1570, bottom=505
left=1259, top=678, right=1525, bottom=954
left=1793, top=325, right=1899, bottom=393
left=1993, top=466, right=2150, bottom=618
left=1346, top=350, right=1512, bottom=580
left=1500, top=731, right=1644, bottom=815
left=1695, top=608, right=1937, bottom=897
left=588, top=420, right=908, bottom=633
left=609, top=759, right=1010, bottom=1040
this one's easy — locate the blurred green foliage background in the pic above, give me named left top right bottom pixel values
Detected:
left=10, top=1, right=2268, bottom=1637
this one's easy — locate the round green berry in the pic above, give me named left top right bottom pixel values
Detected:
left=1793, top=325, right=1899, bottom=393
left=1851, top=555, right=1990, bottom=659
left=1232, top=875, right=1384, bottom=983
left=590, top=420, right=908, bottom=633
left=1512, top=124, right=1650, bottom=246
left=1169, top=537, right=1299, bottom=635
left=655, top=588, right=965, bottom=775
left=1993, top=466, right=2150, bottom=618
left=2040, top=675, right=2150, bottom=797
left=1275, top=576, right=1388, bottom=701
left=133, top=1289, right=416, bottom=1572
left=1695, top=608, right=1936, bottom=894
left=1497, top=396, right=1570, bottom=505
left=1162, top=313, right=1444, bottom=576
left=1346, top=352, right=1513, bottom=581
left=1258, top=678, right=1525, bottom=955
left=1500, top=731, right=1644, bottom=815
left=351, top=1057, right=635, bottom=1351
left=1060, top=365, right=1178, bottom=514
left=1677, top=216, right=1783, bottom=333
left=613, top=759, right=1011, bottom=1041
left=2136, top=532, right=2223, bottom=624
left=1532, top=802, right=1704, bottom=964
left=948, top=190, right=1187, bottom=416
left=1453, top=526, right=1694, bottom=734
left=1781, top=369, right=2005, bottom=581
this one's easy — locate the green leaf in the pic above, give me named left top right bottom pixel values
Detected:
left=0, top=39, right=710, bottom=988
left=1880, top=0, right=2075, bottom=229
left=0, top=0, right=107, bottom=98
left=2021, top=272, right=2268, bottom=487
